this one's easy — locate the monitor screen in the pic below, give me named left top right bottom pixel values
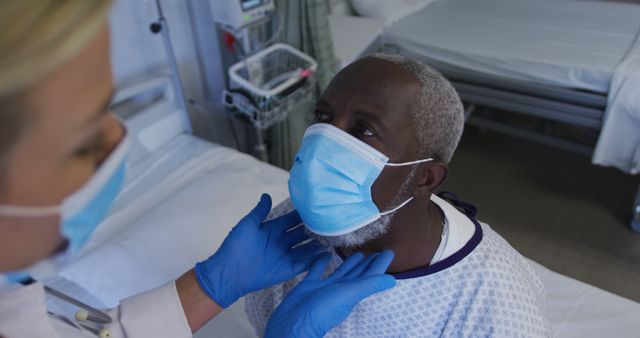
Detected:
left=241, top=0, right=263, bottom=11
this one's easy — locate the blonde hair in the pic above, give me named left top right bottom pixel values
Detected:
left=0, top=0, right=111, bottom=175
left=0, top=0, right=112, bottom=96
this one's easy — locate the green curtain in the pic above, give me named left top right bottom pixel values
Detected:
left=296, top=0, right=339, bottom=90
left=267, top=0, right=338, bottom=170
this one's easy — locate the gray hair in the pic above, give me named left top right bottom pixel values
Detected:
left=368, top=53, right=465, bottom=163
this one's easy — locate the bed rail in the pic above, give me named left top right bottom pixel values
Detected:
left=384, top=44, right=607, bottom=152
left=384, top=44, right=640, bottom=232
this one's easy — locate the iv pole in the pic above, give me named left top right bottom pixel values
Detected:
left=149, top=0, right=192, bottom=133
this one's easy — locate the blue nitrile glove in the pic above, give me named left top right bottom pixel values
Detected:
left=265, top=250, right=397, bottom=338
left=194, top=193, right=326, bottom=308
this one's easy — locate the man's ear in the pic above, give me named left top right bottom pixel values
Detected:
left=414, top=161, right=448, bottom=198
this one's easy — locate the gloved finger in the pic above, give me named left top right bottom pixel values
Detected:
left=263, top=210, right=302, bottom=234
left=328, top=252, right=365, bottom=280
left=244, top=193, right=272, bottom=225
left=305, top=254, right=332, bottom=280
left=291, top=240, right=328, bottom=261
left=342, top=275, right=396, bottom=305
left=291, top=252, right=331, bottom=276
left=343, top=253, right=381, bottom=279
left=280, top=225, right=310, bottom=248
left=359, top=250, right=394, bottom=278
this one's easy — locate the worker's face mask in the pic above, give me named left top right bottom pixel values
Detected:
left=0, top=130, right=130, bottom=284
left=288, top=123, right=432, bottom=236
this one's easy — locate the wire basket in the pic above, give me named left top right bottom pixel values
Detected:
left=223, top=43, right=318, bottom=129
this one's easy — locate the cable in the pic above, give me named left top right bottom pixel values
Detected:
left=259, top=10, right=284, bottom=48
left=226, top=114, right=242, bottom=151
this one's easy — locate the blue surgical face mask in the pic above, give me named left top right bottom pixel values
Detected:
left=288, top=123, right=432, bottom=236
left=0, top=129, right=129, bottom=285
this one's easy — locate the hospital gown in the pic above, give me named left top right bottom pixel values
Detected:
left=245, top=196, right=552, bottom=337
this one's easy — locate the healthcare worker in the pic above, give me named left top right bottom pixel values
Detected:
left=0, top=1, right=397, bottom=337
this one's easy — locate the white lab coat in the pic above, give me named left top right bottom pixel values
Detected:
left=0, top=281, right=191, bottom=338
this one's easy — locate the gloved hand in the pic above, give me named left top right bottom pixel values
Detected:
left=265, top=250, right=396, bottom=338
left=194, top=193, right=326, bottom=308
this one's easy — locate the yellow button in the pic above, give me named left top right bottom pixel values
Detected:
left=75, top=310, right=89, bottom=321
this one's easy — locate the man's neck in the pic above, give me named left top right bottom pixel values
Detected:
left=340, top=197, right=445, bottom=273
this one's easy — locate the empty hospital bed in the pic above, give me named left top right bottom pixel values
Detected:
left=338, top=0, right=640, bottom=230
left=42, top=76, right=640, bottom=337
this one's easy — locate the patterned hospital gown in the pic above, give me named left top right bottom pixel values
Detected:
left=246, top=198, right=552, bottom=337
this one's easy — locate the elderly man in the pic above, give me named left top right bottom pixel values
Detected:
left=245, top=54, right=551, bottom=337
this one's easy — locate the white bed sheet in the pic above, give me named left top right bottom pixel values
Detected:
left=329, top=14, right=386, bottom=69
left=527, top=259, right=640, bottom=337
left=384, top=0, right=640, bottom=93
left=59, top=133, right=289, bottom=337
left=57, top=133, right=640, bottom=338
left=593, top=34, right=640, bottom=173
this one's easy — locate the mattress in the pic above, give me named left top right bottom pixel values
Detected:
left=384, top=0, right=640, bottom=93
left=57, top=133, right=290, bottom=338
left=55, top=133, right=640, bottom=338
left=527, top=259, right=640, bottom=337
left=329, top=14, right=386, bottom=69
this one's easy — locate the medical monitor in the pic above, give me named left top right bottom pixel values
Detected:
left=241, top=0, right=263, bottom=11
left=210, top=0, right=275, bottom=30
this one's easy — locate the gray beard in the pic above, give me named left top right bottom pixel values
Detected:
left=305, top=168, right=417, bottom=249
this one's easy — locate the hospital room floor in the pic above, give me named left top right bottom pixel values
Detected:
left=441, top=127, right=640, bottom=302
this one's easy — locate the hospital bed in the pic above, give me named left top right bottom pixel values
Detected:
left=46, top=76, right=640, bottom=337
left=336, top=0, right=640, bottom=230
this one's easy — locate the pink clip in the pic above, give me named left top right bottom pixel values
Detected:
left=300, top=69, right=314, bottom=78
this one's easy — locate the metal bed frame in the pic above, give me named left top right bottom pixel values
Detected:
left=384, top=44, right=640, bottom=232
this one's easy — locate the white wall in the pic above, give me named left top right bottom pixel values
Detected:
left=109, top=0, right=241, bottom=148
left=109, top=0, right=166, bottom=85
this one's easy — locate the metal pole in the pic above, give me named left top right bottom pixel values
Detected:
left=254, top=127, right=269, bottom=162
left=239, top=24, right=269, bottom=162
left=632, top=184, right=640, bottom=232
left=151, top=0, right=192, bottom=133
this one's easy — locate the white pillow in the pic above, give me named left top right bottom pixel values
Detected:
left=350, top=0, right=436, bottom=25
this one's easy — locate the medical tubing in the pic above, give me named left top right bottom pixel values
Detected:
left=259, top=10, right=284, bottom=47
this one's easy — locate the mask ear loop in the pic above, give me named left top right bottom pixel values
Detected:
left=379, top=158, right=434, bottom=215
left=380, top=197, right=415, bottom=216
left=0, top=124, right=129, bottom=219
left=0, top=205, right=61, bottom=218
left=385, top=158, right=434, bottom=167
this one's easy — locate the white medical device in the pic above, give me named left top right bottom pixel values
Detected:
left=210, top=0, right=275, bottom=29
left=212, top=0, right=317, bottom=165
